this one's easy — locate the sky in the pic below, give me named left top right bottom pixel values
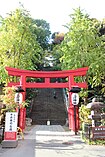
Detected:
left=0, top=0, right=105, bottom=33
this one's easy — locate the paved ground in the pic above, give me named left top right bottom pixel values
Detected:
left=0, top=125, right=105, bottom=157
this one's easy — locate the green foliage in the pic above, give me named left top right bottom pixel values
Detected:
left=1, top=86, right=30, bottom=111
left=58, top=8, right=105, bottom=91
left=82, top=134, right=105, bottom=145
left=51, top=32, right=65, bottom=70
left=52, top=45, right=62, bottom=70
left=1, top=86, right=18, bottom=111
left=0, top=66, right=8, bottom=84
left=79, top=104, right=91, bottom=123
left=31, top=19, right=51, bottom=69
left=21, top=100, right=29, bottom=108
left=0, top=5, right=52, bottom=84
left=33, top=19, right=51, bottom=50
left=0, top=7, right=43, bottom=83
left=89, top=139, right=105, bottom=145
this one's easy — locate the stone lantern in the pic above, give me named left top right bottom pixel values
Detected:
left=87, top=98, right=105, bottom=127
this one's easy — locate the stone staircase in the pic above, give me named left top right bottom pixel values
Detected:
left=30, top=88, right=67, bottom=125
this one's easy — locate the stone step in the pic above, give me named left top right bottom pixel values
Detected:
left=30, top=88, right=67, bottom=125
left=32, top=119, right=66, bottom=125
left=32, top=106, right=65, bottom=112
left=31, top=110, right=66, bottom=115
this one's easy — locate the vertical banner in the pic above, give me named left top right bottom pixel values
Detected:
left=4, top=112, right=18, bottom=140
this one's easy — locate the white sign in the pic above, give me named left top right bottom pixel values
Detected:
left=15, top=93, right=23, bottom=104
left=5, top=112, right=18, bottom=132
left=71, top=93, right=79, bottom=105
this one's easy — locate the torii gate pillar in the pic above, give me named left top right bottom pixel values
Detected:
left=67, top=74, right=87, bottom=132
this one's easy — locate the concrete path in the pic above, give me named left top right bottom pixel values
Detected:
left=0, top=125, right=105, bottom=157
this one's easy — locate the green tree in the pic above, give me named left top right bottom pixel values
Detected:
left=0, top=7, right=42, bottom=83
left=33, top=19, right=51, bottom=50
left=31, top=19, right=51, bottom=69
left=60, top=8, right=105, bottom=91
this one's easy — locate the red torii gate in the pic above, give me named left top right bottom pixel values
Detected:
left=6, top=66, right=88, bottom=132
